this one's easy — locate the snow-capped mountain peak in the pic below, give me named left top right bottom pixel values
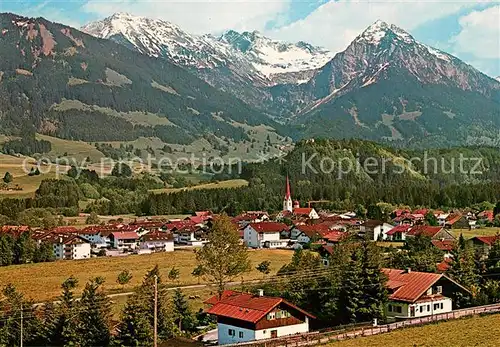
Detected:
left=82, top=13, right=334, bottom=85
left=357, top=19, right=415, bottom=45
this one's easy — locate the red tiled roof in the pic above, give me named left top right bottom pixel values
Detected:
left=382, top=268, right=442, bottom=303
left=406, top=225, right=444, bottom=238
left=195, top=211, right=212, bottom=217
left=413, top=209, right=428, bottom=216
left=206, top=291, right=315, bottom=323
left=445, top=214, right=462, bottom=225
left=248, top=222, right=288, bottom=233
left=110, top=231, right=139, bottom=240
left=477, top=210, right=494, bottom=222
left=321, top=245, right=334, bottom=256
left=141, top=231, right=173, bottom=242
left=431, top=240, right=455, bottom=251
left=437, top=258, right=452, bottom=272
left=323, top=231, right=347, bottom=243
left=387, top=225, right=412, bottom=236
left=293, top=208, right=314, bottom=215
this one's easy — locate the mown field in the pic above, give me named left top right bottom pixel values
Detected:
left=452, top=227, right=500, bottom=239
left=329, top=314, right=500, bottom=347
left=0, top=249, right=293, bottom=302
left=149, top=179, right=248, bottom=194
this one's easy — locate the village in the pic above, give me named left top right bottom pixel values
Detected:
left=1, top=177, right=500, bottom=346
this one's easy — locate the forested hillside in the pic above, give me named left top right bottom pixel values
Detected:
left=0, top=13, right=286, bottom=146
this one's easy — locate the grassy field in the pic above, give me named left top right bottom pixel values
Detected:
left=329, top=314, right=500, bottom=347
left=150, top=179, right=248, bottom=194
left=36, top=133, right=105, bottom=163
left=452, top=227, right=500, bottom=239
left=0, top=249, right=293, bottom=302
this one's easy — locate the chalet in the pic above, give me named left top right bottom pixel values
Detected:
left=444, top=214, right=466, bottom=229
left=205, top=290, right=315, bottom=345
left=318, top=245, right=334, bottom=266
left=292, top=207, right=319, bottom=220
left=477, top=210, right=494, bottom=224
left=468, top=235, right=500, bottom=257
left=383, top=268, right=470, bottom=321
left=109, top=231, right=139, bottom=250
left=244, top=222, right=289, bottom=248
left=437, top=213, right=450, bottom=226
left=173, top=225, right=206, bottom=246
left=139, top=231, right=174, bottom=252
left=292, top=224, right=331, bottom=244
left=359, top=220, right=393, bottom=241
left=322, top=231, right=348, bottom=246
left=405, top=225, right=455, bottom=241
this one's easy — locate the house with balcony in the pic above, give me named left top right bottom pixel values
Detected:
left=139, top=231, right=174, bottom=252
left=383, top=268, right=470, bottom=321
left=109, top=231, right=139, bottom=250
left=244, top=222, right=289, bottom=248
left=205, top=290, right=315, bottom=345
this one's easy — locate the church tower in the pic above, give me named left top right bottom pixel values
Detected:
left=283, top=175, right=293, bottom=212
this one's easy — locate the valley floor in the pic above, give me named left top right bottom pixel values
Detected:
left=327, top=314, right=500, bottom=347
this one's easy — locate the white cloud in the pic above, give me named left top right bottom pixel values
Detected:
left=82, top=0, right=291, bottom=34
left=452, top=5, right=500, bottom=59
left=268, top=0, right=479, bottom=52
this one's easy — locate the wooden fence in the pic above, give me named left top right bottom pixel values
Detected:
left=224, top=303, right=500, bottom=347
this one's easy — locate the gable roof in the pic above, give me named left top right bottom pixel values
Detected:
left=110, top=231, right=139, bottom=240
left=206, top=291, right=315, bottom=323
left=247, top=222, right=288, bottom=233
left=293, top=208, right=315, bottom=216
left=406, top=225, right=444, bottom=238
left=431, top=239, right=455, bottom=251
left=295, top=224, right=331, bottom=238
left=323, top=231, right=347, bottom=243
left=382, top=268, right=443, bottom=303
left=363, top=219, right=385, bottom=228
left=386, top=225, right=412, bottom=236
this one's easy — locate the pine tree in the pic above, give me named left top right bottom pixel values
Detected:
left=3, top=172, right=13, bottom=184
left=359, top=242, right=387, bottom=322
left=172, top=288, right=196, bottom=333
left=116, top=294, right=153, bottom=346
left=337, top=249, right=364, bottom=324
left=486, top=235, right=500, bottom=271
left=78, top=277, right=111, bottom=347
left=50, top=276, right=82, bottom=346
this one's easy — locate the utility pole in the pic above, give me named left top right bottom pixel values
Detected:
left=20, top=304, right=23, bottom=347
left=154, top=275, right=158, bottom=347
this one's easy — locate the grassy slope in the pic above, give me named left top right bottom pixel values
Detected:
left=36, top=134, right=105, bottom=162
left=0, top=249, right=292, bottom=302
left=329, top=314, right=500, bottom=347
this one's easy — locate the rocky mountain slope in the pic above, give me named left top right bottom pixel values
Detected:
left=0, top=12, right=287, bottom=146
left=275, top=20, right=500, bottom=147
left=81, top=13, right=333, bottom=113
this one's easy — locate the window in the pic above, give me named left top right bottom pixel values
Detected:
left=420, top=306, right=424, bottom=313
left=434, top=303, right=440, bottom=310
left=239, top=332, right=244, bottom=338
left=396, top=306, right=402, bottom=314
left=388, top=304, right=393, bottom=312
left=427, top=305, right=430, bottom=311
left=267, top=313, right=275, bottom=320
left=440, top=303, right=443, bottom=309
left=276, top=311, right=282, bottom=319
left=436, top=286, right=443, bottom=294
left=228, top=329, right=235, bottom=336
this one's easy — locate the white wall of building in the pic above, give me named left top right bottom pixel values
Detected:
left=140, top=240, right=174, bottom=252
left=254, top=320, right=309, bottom=340
left=72, top=243, right=91, bottom=260
left=386, top=297, right=452, bottom=320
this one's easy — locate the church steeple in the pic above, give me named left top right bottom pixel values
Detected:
left=283, top=175, right=293, bottom=212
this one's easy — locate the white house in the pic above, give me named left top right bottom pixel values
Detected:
left=173, top=225, right=206, bottom=247
left=383, top=268, right=470, bottom=321
left=292, top=208, right=320, bottom=220
left=139, top=231, right=174, bottom=252
left=205, top=290, right=315, bottom=345
left=359, top=220, right=394, bottom=241
left=244, top=222, right=289, bottom=248
left=48, top=234, right=91, bottom=260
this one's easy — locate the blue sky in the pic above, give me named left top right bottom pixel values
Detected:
left=1, top=1, right=499, bottom=76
